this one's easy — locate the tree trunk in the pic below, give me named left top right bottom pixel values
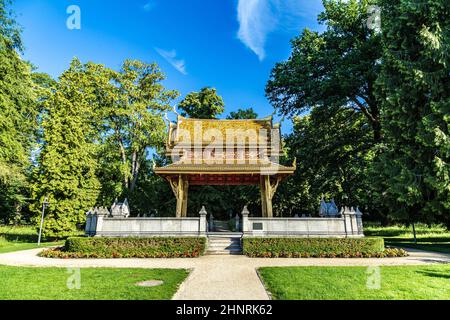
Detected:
left=372, top=119, right=382, bottom=142
left=14, top=203, right=21, bottom=226
left=116, top=139, right=128, bottom=189
left=129, top=151, right=141, bottom=193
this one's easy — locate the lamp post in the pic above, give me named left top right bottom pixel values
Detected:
left=37, top=197, right=49, bottom=246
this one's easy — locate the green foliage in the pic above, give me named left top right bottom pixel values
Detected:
left=276, top=107, right=376, bottom=216
left=97, top=60, right=178, bottom=196
left=266, top=0, right=382, bottom=140
left=187, top=185, right=260, bottom=220
left=365, top=223, right=450, bottom=254
left=374, top=0, right=450, bottom=227
left=227, top=108, right=258, bottom=120
left=242, top=237, right=396, bottom=258
left=265, top=0, right=388, bottom=219
left=0, top=225, right=72, bottom=253
left=30, top=59, right=102, bottom=238
left=40, top=236, right=206, bottom=258
left=0, top=0, right=22, bottom=50
left=126, top=160, right=176, bottom=217
left=29, top=58, right=177, bottom=237
left=178, top=87, right=224, bottom=119
left=0, top=4, right=37, bottom=223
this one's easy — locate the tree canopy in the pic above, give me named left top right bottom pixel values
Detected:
left=277, top=106, right=375, bottom=216
left=373, top=0, right=450, bottom=227
left=178, top=87, right=225, bottom=119
left=266, top=0, right=382, bottom=141
left=0, top=0, right=37, bottom=223
left=227, top=108, right=258, bottom=120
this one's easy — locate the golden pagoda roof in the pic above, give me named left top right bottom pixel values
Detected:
left=167, top=115, right=280, bottom=148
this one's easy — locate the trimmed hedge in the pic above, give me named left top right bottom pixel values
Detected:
left=242, top=237, right=407, bottom=258
left=39, top=237, right=206, bottom=258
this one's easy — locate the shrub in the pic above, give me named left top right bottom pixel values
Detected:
left=242, top=237, right=407, bottom=258
left=39, top=237, right=206, bottom=258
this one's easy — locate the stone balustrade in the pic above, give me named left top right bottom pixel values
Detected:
left=241, top=206, right=363, bottom=238
left=85, top=206, right=364, bottom=238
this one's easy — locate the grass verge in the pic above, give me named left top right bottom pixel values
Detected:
left=365, top=223, right=450, bottom=254
left=258, top=264, right=450, bottom=300
left=0, top=265, right=189, bottom=300
left=0, top=225, right=64, bottom=253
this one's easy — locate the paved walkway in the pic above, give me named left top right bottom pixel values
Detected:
left=0, top=248, right=449, bottom=300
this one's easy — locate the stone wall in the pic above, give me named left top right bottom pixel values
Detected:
left=85, top=207, right=208, bottom=237
left=241, top=206, right=364, bottom=238
left=85, top=206, right=363, bottom=238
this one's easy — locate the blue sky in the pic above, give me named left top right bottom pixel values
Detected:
left=13, top=0, right=325, bottom=133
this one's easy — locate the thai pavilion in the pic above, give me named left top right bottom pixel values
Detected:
left=86, top=115, right=364, bottom=242
left=154, top=115, right=297, bottom=218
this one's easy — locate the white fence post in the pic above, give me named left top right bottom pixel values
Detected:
left=355, top=207, right=364, bottom=235
left=199, top=206, right=207, bottom=235
left=241, top=206, right=249, bottom=233
left=343, top=206, right=359, bottom=236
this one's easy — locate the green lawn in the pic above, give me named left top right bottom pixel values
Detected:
left=0, top=265, right=189, bottom=300
left=0, top=241, right=63, bottom=254
left=258, top=265, right=450, bottom=300
left=365, top=223, right=450, bottom=254
left=0, top=225, right=69, bottom=253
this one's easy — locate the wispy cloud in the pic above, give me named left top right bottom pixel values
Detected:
left=143, top=1, right=156, bottom=12
left=237, top=0, right=276, bottom=61
left=237, top=0, right=324, bottom=61
left=155, top=48, right=187, bottom=75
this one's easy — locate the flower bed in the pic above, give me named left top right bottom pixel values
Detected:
left=242, top=237, right=407, bottom=258
left=39, top=236, right=206, bottom=258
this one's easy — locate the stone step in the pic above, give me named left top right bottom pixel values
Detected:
left=208, top=239, right=241, bottom=244
left=207, top=245, right=242, bottom=250
left=206, top=246, right=243, bottom=251
left=206, top=236, right=243, bottom=255
left=205, top=250, right=243, bottom=255
left=207, top=232, right=243, bottom=237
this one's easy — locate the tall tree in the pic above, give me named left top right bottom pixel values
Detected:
left=30, top=59, right=101, bottom=238
left=0, top=0, right=22, bottom=50
left=0, top=0, right=37, bottom=223
left=275, top=107, right=375, bottom=216
left=178, top=87, right=224, bottom=119
left=374, top=0, right=450, bottom=227
left=100, top=60, right=178, bottom=195
left=266, top=0, right=383, bottom=141
left=227, top=108, right=258, bottom=120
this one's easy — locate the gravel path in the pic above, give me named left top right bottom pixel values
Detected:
left=0, top=248, right=449, bottom=300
